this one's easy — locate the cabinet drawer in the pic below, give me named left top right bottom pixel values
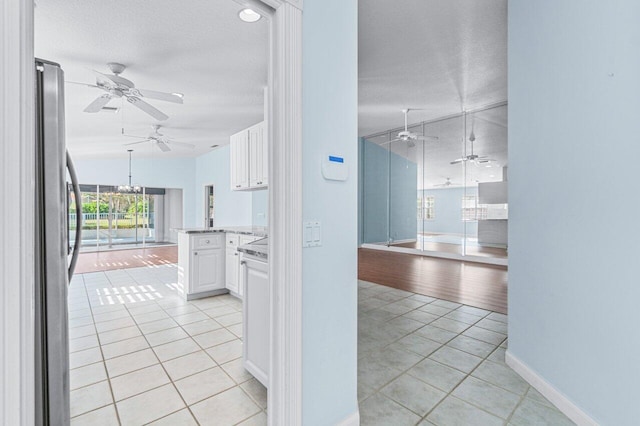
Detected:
left=192, top=234, right=223, bottom=249
left=226, top=233, right=240, bottom=248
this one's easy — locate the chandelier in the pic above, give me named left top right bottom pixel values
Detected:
left=118, top=149, right=141, bottom=193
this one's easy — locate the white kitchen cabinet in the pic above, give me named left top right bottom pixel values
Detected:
left=225, top=233, right=261, bottom=298
left=248, top=122, right=268, bottom=188
left=241, top=253, right=269, bottom=387
left=230, top=121, right=268, bottom=191
left=178, top=232, right=226, bottom=300
left=230, top=130, right=249, bottom=190
left=225, top=247, right=240, bottom=295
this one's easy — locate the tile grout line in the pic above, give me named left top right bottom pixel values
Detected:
left=358, top=283, right=521, bottom=424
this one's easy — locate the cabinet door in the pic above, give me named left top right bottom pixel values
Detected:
left=242, top=257, right=269, bottom=387
left=192, top=248, right=225, bottom=293
left=248, top=123, right=261, bottom=187
left=225, top=247, right=239, bottom=294
left=230, top=131, right=249, bottom=190
left=260, top=121, right=268, bottom=187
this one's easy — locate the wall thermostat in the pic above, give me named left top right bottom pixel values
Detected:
left=322, top=155, right=348, bottom=181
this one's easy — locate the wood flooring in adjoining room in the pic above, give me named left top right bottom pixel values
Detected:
left=75, top=246, right=179, bottom=274
left=358, top=248, right=508, bottom=314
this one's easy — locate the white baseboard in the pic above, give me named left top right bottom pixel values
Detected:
left=505, top=350, right=598, bottom=426
left=335, top=409, right=360, bottom=426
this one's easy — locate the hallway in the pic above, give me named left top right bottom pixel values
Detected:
left=357, top=280, right=572, bottom=425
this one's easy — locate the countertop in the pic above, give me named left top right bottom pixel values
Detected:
left=174, top=226, right=268, bottom=237
left=238, top=237, right=268, bottom=260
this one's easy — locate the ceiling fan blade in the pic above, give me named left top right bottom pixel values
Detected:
left=450, top=158, right=466, bottom=165
left=381, top=138, right=401, bottom=145
left=83, top=94, right=112, bottom=113
left=156, top=141, right=171, bottom=152
left=66, top=81, right=101, bottom=89
left=124, top=139, right=152, bottom=146
left=167, top=141, right=195, bottom=149
left=126, top=97, right=169, bottom=121
left=415, top=135, right=439, bottom=141
left=121, top=134, right=148, bottom=139
left=136, top=88, right=184, bottom=104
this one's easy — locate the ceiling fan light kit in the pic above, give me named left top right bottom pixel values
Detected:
left=81, top=62, right=183, bottom=121
left=122, top=124, right=195, bottom=153
left=382, top=108, right=439, bottom=146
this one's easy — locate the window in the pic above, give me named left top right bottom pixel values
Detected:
left=418, top=196, right=435, bottom=220
left=462, top=195, right=487, bottom=221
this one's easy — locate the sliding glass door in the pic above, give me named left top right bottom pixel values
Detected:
left=75, top=185, right=165, bottom=252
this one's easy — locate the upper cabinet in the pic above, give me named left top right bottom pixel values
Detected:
left=230, top=121, right=268, bottom=191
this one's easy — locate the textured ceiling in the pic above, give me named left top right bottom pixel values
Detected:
left=359, top=0, right=508, bottom=137
left=35, top=0, right=268, bottom=160
left=359, top=0, right=508, bottom=187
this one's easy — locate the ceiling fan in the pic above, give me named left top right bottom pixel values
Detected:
left=123, top=125, right=195, bottom=153
left=382, top=109, right=438, bottom=147
left=77, top=62, right=183, bottom=121
left=433, top=177, right=459, bottom=187
left=450, top=119, right=496, bottom=165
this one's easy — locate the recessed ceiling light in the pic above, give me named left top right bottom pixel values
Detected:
left=238, top=8, right=261, bottom=23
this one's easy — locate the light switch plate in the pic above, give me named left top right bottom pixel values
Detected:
left=303, top=221, right=321, bottom=247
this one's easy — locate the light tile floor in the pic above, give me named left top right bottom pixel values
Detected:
left=68, top=265, right=267, bottom=425
left=68, top=264, right=574, bottom=426
left=357, top=280, right=575, bottom=426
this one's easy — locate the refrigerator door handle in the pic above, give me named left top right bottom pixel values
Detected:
left=67, top=150, right=82, bottom=280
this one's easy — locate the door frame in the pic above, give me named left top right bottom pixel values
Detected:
left=0, top=0, right=304, bottom=424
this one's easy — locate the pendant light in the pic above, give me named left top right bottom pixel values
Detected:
left=118, top=149, right=141, bottom=193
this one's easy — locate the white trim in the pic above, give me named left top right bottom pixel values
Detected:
left=360, top=243, right=509, bottom=267
left=263, top=1, right=303, bottom=425
left=505, top=351, right=598, bottom=426
left=1, top=0, right=35, bottom=424
left=335, top=410, right=360, bottom=426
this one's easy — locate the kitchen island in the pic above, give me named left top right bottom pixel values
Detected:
left=175, top=227, right=266, bottom=300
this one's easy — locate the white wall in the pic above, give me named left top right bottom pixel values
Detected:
left=301, top=0, right=359, bottom=424
left=73, top=156, right=198, bottom=228
left=509, top=1, right=640, bottom=424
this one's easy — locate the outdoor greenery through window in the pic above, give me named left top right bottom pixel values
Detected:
left=461, top=195, right=487, bottom=221
left=418, top=196, right=435, bottom=220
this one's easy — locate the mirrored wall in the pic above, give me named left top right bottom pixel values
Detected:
left=361, top=103, right=508, bottom=264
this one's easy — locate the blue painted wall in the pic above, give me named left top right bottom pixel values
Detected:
left=361, top=138, right=418, bottom=244
left=194, top=145, right=252, bottom=227
left=302, top=0, right=359, bottom=424
left=419, top=187, right=477, bottom=236
left=251, top=189, right=268, bottom=227
left=75, top=145, right=265, bottom=230
left=509, top=1, right=640, bottom=424
left=73, top=157, right=198, bottom=228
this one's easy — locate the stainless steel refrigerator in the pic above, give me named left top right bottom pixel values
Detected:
left=34, top=59, right=82, bottom=426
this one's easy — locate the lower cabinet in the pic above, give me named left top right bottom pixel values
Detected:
left=191, top=248, right=225, bottom=294
left=225, top=247, right=240, bottom=295
left=242, top=253, right=269, bottom=388
left=226, top=234, right=261, bottom=298
left=178, top=232, right=226, bottom=300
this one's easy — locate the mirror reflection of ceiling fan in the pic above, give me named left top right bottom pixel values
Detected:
left=123, top=125, right=195, bottom=153
left=450, top=117, right=496, bottom=165
left=382, top=109, right=438, bottom=147
left=433, top=177, right=460, bottom=187
left=74, top=62, right=184, bottom=121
